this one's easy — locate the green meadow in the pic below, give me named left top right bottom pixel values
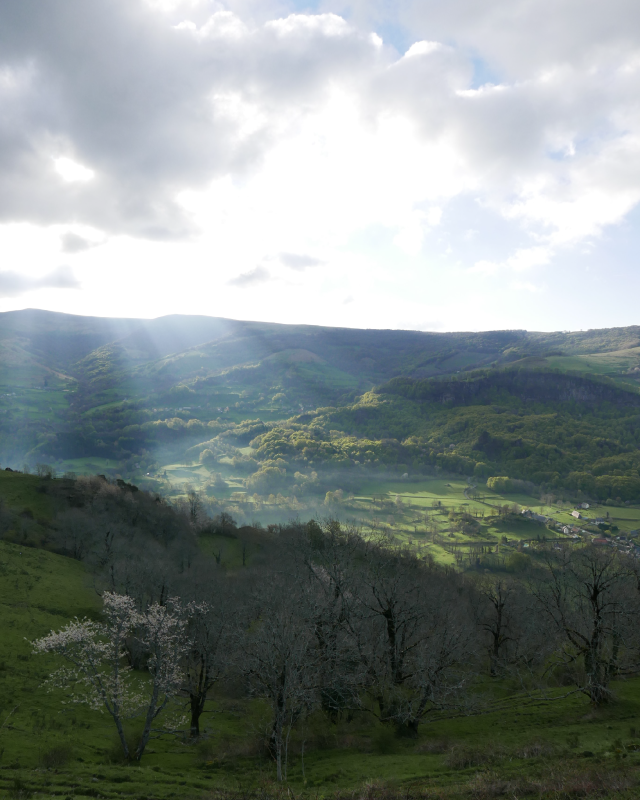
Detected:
left=4, top=536, right=640, bottom=799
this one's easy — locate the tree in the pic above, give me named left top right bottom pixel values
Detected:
left=473, top=577, right=540, bottom=677
left=187, top=490, right=202, bottom=525
left=241, top=586, right=319, bottom=781
left=532, top=546, right=640, bottom=704
left=211, top=511, right=236, bottom=537
left=348, top=541, right=476, bottom=733
left=34, top=593, right=187, bottom=760
left=180, top=598, right=233, bottom=737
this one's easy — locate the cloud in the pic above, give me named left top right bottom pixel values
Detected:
left=0, top=265, right=80, bottom=297
left=277, top=252, right=324, bottom=270
left=227, top=265, right=271, bottom=287
left=1, top=0, right=640, bottom=326
left=0, top=3, right=381, bottom=238
left=60, top=232, right=98, bottom=253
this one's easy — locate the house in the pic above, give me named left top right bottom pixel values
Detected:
left=522, top=509, right=548, bottom=523
left=571, top=510, right=581, bottom=519
left=562, top=526, right=572, bottom=535
left=581, top=503, right=590, bottom=509
left=593, top=538, right=609, bottom=545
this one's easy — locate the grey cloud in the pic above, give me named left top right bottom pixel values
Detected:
left=0, top=2, right=381, bottom=239
left=227, top=265, right=271, bottom=287
left=0, top=266, right=80, bottom=297
left=278, top=252, right=324, bottom=270
left=61, top=232, right=97, bottom=253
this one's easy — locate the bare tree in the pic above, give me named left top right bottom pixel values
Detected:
left=180, top=597, right=234, bottom=737
left=348, top=540, right=477, bottom=733
left=532, top=545, right=640, bottom=704
left=241, top=585, right=319, bottom=781
left=187, top=490, right=202, bottom=526
left=473, top=577, right=532, bottom=677
left=296, top=520, right=364, bottom=718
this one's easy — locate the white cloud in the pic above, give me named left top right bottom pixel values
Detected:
left=0, top=0, right=640, bottom=329
left=54, top=157, right=95, bottom=183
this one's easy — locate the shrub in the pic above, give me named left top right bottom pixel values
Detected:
left=39, top=744, right=72, bottom=769
left=445, top=743, right=504, bottom=769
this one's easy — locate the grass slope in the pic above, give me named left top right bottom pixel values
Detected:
left=2, top=473, right=640, bottom=797
left=2, top=534, right=640, bottom=798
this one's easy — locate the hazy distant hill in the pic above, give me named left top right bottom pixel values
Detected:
left=3, top=308, right=640, bottom=396
left=2, top=309, right=640, bottom=487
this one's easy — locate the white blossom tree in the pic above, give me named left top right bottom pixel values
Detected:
left=33, top=592, right=187, bottom=760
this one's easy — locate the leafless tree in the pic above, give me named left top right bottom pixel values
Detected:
left=240, top=584, right=320, bottom=781
left=473, top=577, right=538, bottom=677
left=179, top=594, right=236, bottom=737
left=187, top=490, right=202, bottom=525
left=531, top=545, right=640, bottom=704
left=347, top=540, right=477, bottom=732
left=295, top=520, right=365, bottom=718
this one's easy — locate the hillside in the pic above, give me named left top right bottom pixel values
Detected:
left=3, top=471, right=640, bottom=799
left=3, top=310, right=640, bottom=514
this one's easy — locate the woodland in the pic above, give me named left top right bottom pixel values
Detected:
left=4, top=311, right=640, bottom=797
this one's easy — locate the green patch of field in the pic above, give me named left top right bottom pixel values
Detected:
left=0, top=470, right=56, bottom=521
left=543, top=348, right=640, bottom=391
left=346, top=478, right=587, bottom=561
left=0, top=385, right=71, bottom=425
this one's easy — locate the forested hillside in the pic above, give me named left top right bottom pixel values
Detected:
left=3, top=310, right=640, bottom=507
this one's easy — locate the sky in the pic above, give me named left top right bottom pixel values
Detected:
left=1, top=0, right=640, bottom=333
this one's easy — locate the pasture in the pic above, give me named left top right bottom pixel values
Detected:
left=3, top=537, right=640, bottom=798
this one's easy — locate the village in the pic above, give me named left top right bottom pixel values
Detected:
left=520, top=502, right=640, bottom=556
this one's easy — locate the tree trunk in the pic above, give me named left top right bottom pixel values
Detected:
left=274, top=717, right=283, bottom=782
left=190, top=693, right=206, bottom=737
left=112, top=714, right=130, bottom=760
left=136, top=683, right=160, bottom=760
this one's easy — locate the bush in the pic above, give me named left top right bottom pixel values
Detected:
left=506, top=552, right=530, bottom=572
left=445, top=743, right=504, bottom=769
left=39, top=744, right=72, bottom=769
left=8, top=779, right=32, bottom=800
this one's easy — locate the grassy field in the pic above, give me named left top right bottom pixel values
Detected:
left=0, top=384, right=71, bottom=426
left=137, top=466, right=640, bottom=565
left=3, top=536, right=640, bottom=798
left=543, top=348, right=640, bottom=391
left=0, top=470, right=57, bottom=522
left=3, top=472, right=640, bottom=797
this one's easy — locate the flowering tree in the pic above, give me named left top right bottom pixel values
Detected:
left=33, top=592, right=187, bottom=760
